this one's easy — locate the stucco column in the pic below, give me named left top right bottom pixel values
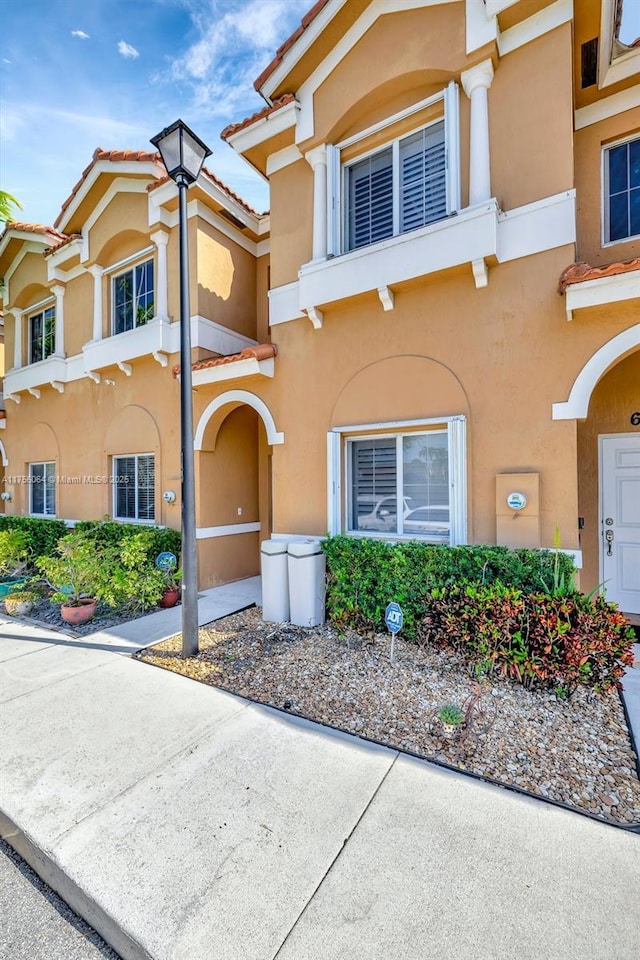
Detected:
left=305, top=145, right=328, bottom=262
left=461, top=59, right=494, bottom=206
left=151, top=229, right=169, bottom=319
left=88, top=265, right=104, bottom=341
left=51, top=284, right=65, bottom=357
left=12, top=309, right=23, bottom=369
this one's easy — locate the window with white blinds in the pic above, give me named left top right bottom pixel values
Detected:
left=345, top=119, right=446, bottom=251
left=327, top=82, right=459, bottom=258
left=113, top=454, right=155, bottom=522
left=347, top=431, right=451, bottom=543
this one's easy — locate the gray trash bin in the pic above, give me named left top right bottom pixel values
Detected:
left=288, top=540, right=326, bottom=627
left=260, top=540, right=290, bottom=623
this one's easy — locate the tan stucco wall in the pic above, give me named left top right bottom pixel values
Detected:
left=253, top=248, right=589, bottom=554
left=490, top=24, right=574, bottom=210
left=3, top=355, right=181, bottom=529
left=198, top=405, right=259, bottom=527
left=256, top=254, right=270, bottom=344
left=90, top=192, right=150, bottom=265
left=269, top=160, right=313, bottom=288
left=64, top=271, right=93, bottom=356
left=196, top=222, right=257, bottom=338
left=311, top=5, right=467, bottom=147
left=577, top=350, right=640, bottom=593
left=574, top=109, right=640, bottom=266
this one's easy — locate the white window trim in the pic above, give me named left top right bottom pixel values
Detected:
left=29, top=461, right=56, bottom=517
left=327, top=416, right=467, bottom=545
left=601, top=132, right=640, bottom=248
left=327, top=82, right=460, bottom=257
left=27, top=300, right=56, bottom=365
left=112, top=453, right=156, bottom=523
left=108, top=250, right=156, bottom=337
left=599, top=0, right=640, bottom=89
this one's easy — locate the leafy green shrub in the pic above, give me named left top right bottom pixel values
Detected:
left=418, top=583, right=635, bottom=694
left=0, top=529, right=31, bottom=577
left=0, top=516, right=68, bottom=561
left=74, top=520, right=181, bottom=564
left=38, top=530, right=109, bottom=606
left=97, top=532, right=166, bottom=614
left=321, top=536, right=576, bottom=639
left=38, top=528, right=168, bottom=613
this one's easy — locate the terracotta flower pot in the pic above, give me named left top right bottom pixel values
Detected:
left=159, top=587, right=180, bottom=608
left=61, top=598, right=97, bottom=625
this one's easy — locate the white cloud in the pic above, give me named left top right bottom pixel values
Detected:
left=118, top=41, right=139, bottom=59
left=2, top=59, right=11, bottom=65
left=165, top=0, right=308, bottom=120
left=71, top=30, right=90, bottom=39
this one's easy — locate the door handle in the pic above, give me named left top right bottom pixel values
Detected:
left=605, top=529, right=614, bottom=556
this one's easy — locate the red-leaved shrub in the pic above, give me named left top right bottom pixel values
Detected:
left=418, top=583, right=635, bottom=694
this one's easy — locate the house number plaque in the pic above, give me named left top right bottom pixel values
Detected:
left=631, top=412, right=640, bottom=426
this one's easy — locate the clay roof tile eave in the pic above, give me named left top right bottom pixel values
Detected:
left=558, top=257, right=640, bottom=294
left=172, top=343, right=277, bottom=378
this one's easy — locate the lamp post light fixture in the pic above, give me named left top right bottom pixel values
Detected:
left=151, top=119, right=212, bottom=657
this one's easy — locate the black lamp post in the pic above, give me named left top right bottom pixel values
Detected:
left=151, top=120, right=211, bottom=657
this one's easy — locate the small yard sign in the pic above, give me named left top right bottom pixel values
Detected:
left=385, top=601, right=403, bottom=663
left=385, top=602, right=403, bottom=633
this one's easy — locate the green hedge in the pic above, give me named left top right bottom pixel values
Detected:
left=0, top=516, right=68, bottom=561
left=74, top=521, right=181, bottom=563
left=321, top=536, right=577, bottom=640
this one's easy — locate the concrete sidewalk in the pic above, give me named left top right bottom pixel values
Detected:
left=1, top=598, right=639, bottom=960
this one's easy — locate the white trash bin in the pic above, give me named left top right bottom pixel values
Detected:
left=260, top=540, right=290, bottom=623
left=288, top=540, right=326, bottom=627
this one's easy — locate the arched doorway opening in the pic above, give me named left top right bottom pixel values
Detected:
left=194, top=391, right=283, bottom=588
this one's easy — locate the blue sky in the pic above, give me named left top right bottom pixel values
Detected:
left=2, top=1, right=639, bottom=228
left=0, top=0, right=310, bottom=225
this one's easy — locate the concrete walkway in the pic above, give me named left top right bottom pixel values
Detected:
left=1, top=589, right=639, bottom=960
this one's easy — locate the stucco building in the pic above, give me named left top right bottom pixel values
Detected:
left=0, top=0, right=639, bottom=614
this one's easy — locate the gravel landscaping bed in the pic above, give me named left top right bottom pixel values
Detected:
left=135, top=607, right=640, bottom=826
left=4, top=597, right=158, bottom=638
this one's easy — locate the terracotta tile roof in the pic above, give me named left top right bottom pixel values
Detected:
left=172, top=343, right=277, bottom=379
left=558, top=257, right=640, bottom=293
left=254, top=0, right=331, bottom=91
left=220, top=93, right=297, bottom=142
left=147, top=165, right=263, bottom=217
left=54, top=147, right=163, bottom=228
left=2, top=221, right=68, bottom=243
left=44, top=233, right=82, bottom=256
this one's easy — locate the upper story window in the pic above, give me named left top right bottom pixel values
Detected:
left=113, top=454, right=155, bottom=522
left=112, top=259, right=154, bottom=335
left=328, top=82, right=459, bottom=257
left=29, top=305, right=55, bottom=364
left=604, top=135, right=640, bottom=244
left=346, top=121, right=446, bottom=251
left=29, top=462, right=56, bottom=516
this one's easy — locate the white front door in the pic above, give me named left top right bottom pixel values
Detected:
left=600, top=434, right=640, bottom=613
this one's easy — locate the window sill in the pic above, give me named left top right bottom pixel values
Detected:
left=83, top=317, right=174, bottom=373
left=4, top=356, right=67, bottom=398
left=298, top=201, right=498, bottom=314
left=269, top=191, right=576, bottom=327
